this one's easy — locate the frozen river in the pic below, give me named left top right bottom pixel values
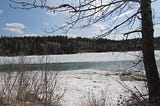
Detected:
left=0, top=51, right=160, bottom=71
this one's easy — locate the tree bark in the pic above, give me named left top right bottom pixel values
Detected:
left=141, top=0, right=160, bottom=101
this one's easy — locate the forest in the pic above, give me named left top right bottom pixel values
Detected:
left=0, top=35, right=160, bottom=56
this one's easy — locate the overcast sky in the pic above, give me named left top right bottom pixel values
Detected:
left=0, top=0, right=160, bottom=39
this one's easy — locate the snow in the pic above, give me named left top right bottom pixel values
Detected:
left=0, top=51, right=145, bottom=65
left=0, top=51, right=153, bottom=105
left=1, top=50, right=160, bottom=65
left=0, top=69, right=146, bottom=106
left=57, top=69, right=146, bottom=106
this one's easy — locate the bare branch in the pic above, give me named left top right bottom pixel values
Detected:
left=96, top=10, right=140, bottom=38
left=70, top=1, right=123, bottom=12
left=9, top=0, right=141, bottom=38
left=122, top=0, right=141, bottom=3
left=123, top=30, right=142, bottom=36
left=9, top=0, right=77, bottom=12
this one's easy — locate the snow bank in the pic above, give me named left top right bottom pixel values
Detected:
left=1, top=50, right=160, bottom=65
left=57, top=69, right=146, bottom=106
left=0, top=69, right=147, bottom=106
left=0, top=51, right=147, bottom=65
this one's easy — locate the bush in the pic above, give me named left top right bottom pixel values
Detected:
left=0, top=71, right=65, bottom=106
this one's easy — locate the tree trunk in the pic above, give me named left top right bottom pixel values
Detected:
left=141, top=0, right=160, bottom=101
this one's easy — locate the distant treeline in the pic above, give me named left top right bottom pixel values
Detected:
left=0, top=36, right=160, bottom=56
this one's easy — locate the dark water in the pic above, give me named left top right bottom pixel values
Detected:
left=0, top=60, right=146, bottom=72
left=1, top=59, right=160, bottom=72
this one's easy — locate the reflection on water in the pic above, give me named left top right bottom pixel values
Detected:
left=0, top=60, right=145, bottom=72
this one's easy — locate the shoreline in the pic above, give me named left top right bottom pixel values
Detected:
left=0, top=50, right=160, bottom=65
left=0, top=51, right=143, bottom=65
left=0, top=69, right=147, bottom=106
left=57, top=69, right=146, bottom=106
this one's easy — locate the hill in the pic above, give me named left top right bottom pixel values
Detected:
left=0, top=36, right=160, bottom=56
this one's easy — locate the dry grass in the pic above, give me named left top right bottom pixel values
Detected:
left=0, top=55, right=65, bottom=106
left=83, top=76, right=160, bottom=106
left=117, top=82, right=160, bottom=106
left=86, top=95, right=106, bottom=106
left=83, top=90, right=109, bottom=106
left=0, top=71, right=65, bottom=106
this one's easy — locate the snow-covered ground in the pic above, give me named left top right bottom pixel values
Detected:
left=57, top=69, right=146, bottom=106
left=0, top=69, right=146, bottom=106
left=0, top=51, right=145, bottom=64
left=0, top=51, right=151, bottom=105
left=1, top=51, right=160, bottom=65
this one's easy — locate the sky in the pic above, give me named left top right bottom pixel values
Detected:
left=0, top=0, right=160, bottom=39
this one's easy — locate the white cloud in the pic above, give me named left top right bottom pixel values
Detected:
left=3, top=27, right=24, bottom=34
left=22, top=34, right=39, bottom=37
left=3, top=23, right=26, bottom=34
left=85, top=23, right=107, bottom=37
left=5, top=23, right=26, bottom=29
left=112, top=10, right=133, bottom=20
left=0, top=9, right=3, bottom=15
left=43, top=22, right=50, bottom=26
left=46, top=11, right=56, bottom=16
left=67, top=33, right=81, bottom=38
left=84, top=0, right=111, bottom=18
left=91, top=23, right=106, bottom=30
left=94, top=0, right=110, bottom=7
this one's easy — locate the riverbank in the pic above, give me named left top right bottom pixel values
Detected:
left=0, top=69, right=147, bottom=106
left=58, top=69, right=147, bottom=106
left=0, top=51, right=153, bottom=105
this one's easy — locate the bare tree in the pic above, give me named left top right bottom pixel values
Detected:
left=9, top=0, right=160, bottom=102
left=141, top=0, right=160, bottom=102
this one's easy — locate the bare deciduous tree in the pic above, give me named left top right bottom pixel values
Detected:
left=9, top=0, right=160, bottom=102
